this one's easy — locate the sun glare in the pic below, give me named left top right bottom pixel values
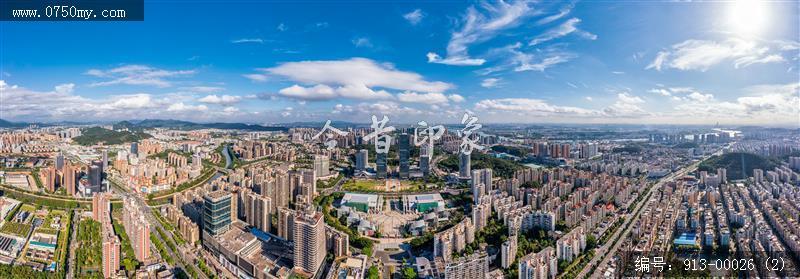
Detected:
left=726, top=0, right=770, bottom=37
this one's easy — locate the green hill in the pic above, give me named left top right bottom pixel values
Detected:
left=698, top=152, right=779, bottom=180
left=438, top=152, right=524, bottom=178
left=73, top=127, right=152, bottom=146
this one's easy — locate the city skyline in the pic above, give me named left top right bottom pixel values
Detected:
left=1, top=1, right=799, bottom=126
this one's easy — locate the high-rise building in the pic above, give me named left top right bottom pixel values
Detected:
left=203, top=191, right=233, bottom=236
left=243, top=191, right=272, bottom=233
left=130, top=142, right=139, bottom=156
left=459, top=153, right=471, bottom=178
left=398, top=133, right=410, bottom=179
left=42, top=166, right=57, bottom=193
left=356, top=149, right=368, bottom=172
left=376, top=153, right=387, bottom=179
left=102, top=150, right=108, bottom=171
left=313, top=154, right=330, bottom=178
left=419, top=145, right=432, bottom=176
left=717, top=168, right=727, bottom=184
left=299, top=169, right=316, bottom=204
left=501, top=235, right=518, bottom=269
left=102, top=231, right=120, bottom=278
left=55, top=153, right=64, bottom=172
left=278, top=207, right=295, bottom=241
left=293, top=207, right=325, bottom=276
left=444, top=252, right=489, bottom=279
left=518, top=247, right=557, bottom=279
left=471, top=169, right=493, bottom=203
left=274, top=171, right=291, bottom=209
left=92, top=193, right=112, bottom=223
left=63, top=164, right=76, bottom=196
left=122, top=197, right=150, bottom=261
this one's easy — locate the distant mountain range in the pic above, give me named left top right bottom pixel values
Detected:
left=0, top=118, right=287, bottom=131
left=113, top=119, right=287, bottom=131
left=0, top=119, right=29, bottom=128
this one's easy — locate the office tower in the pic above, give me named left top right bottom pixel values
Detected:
left=63, top=164, right=76, bottom=196
left=293, top=207, right=325, bottom=276
left=102, top=150, right=108, bottom=170
left=278, top=207, right=295, bottom=241
left=356, top=149, right=368, bottom=171
left=92, top=193, right=112, bottom=223
left=102, top=232, right=120, bottom=279
left=419, top=144, right=432, bottom=176
left=313, top=154, right=330, bottom=177
left=55, top=153, right=64, bottom=172
left=203, top=191, right=233, bottom=236
left=122, top=197, right=150, bottom=261
left=376, top=153, right=387, bottom=179
left=459, top=152, right=471, bottom=178
left=130, top=142, right=138, bottom=156
left=398, top=133, right=410, bottom=179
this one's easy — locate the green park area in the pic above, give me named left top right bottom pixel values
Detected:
left=341, top=179, right=427, bottom=193
left=75, top=219, right=103, bottom=278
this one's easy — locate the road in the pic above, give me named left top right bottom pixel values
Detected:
left=110, top=173, right=207, bottom=279
left=65, top=209, right=79, bottom=279
left=576, top=150, right=721, bottom=278
left=320, top=176, right=347, bottom=196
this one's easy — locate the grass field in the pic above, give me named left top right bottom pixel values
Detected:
left=342, top=179, right=384, bottom=192
left=341, top=179, right=427, bottom=193
left=75, top=218, right=102, bottom=278
left=0, top=222, right=31, bottom=237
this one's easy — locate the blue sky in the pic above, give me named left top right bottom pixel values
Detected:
left=1, top=0, right=798, bottom=126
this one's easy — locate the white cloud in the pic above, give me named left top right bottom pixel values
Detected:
left=181, top=86, right=224, bottom=93
left=529, top=18, right=596, bottom=46
left=54, top=83, right=75, bottom=94
left=243, top=74, right=268, bottom=82
left=86, top=65, right=195, bottom=87
left=475, top=98, right=597, bottom=116
left=670, top=83, right=799, bottom=124
left=515, top=54, right=573, bottom=72
left=686, top=92, right=713, bottom=102
left=197, top=94, right=242, bottom=105
left=278, top=84, right=337, bottom=101
left=616, top=92, right=644, bottom=104
left=481, top=78, right=501, bottom=88
left=427, top=0, right=535, bottom=66
left=403, top=9, right=424, bottom=25
left=448, top=94, right=465, bottom=103
left=397, top=92, right=450, bottom=104
left=599, top=92, right=648, bottom=117
left=352, top=37, right=373, bottom=48
left=646, top=38, right=789, bottom=71
left=0, top=80, right=245, bottom=122
left=536, top=6, right=571, bottom=25
left=168, top=102, right=208, bottom=112
left=584, top=96, right=593, bottom=101
left=277, top=23, right=288, bottom=31
left=231, top=38, right=264, bottom=44
left=277, top=84, right=393, bottom=101
left=252, top=58, right=454, bottom=102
